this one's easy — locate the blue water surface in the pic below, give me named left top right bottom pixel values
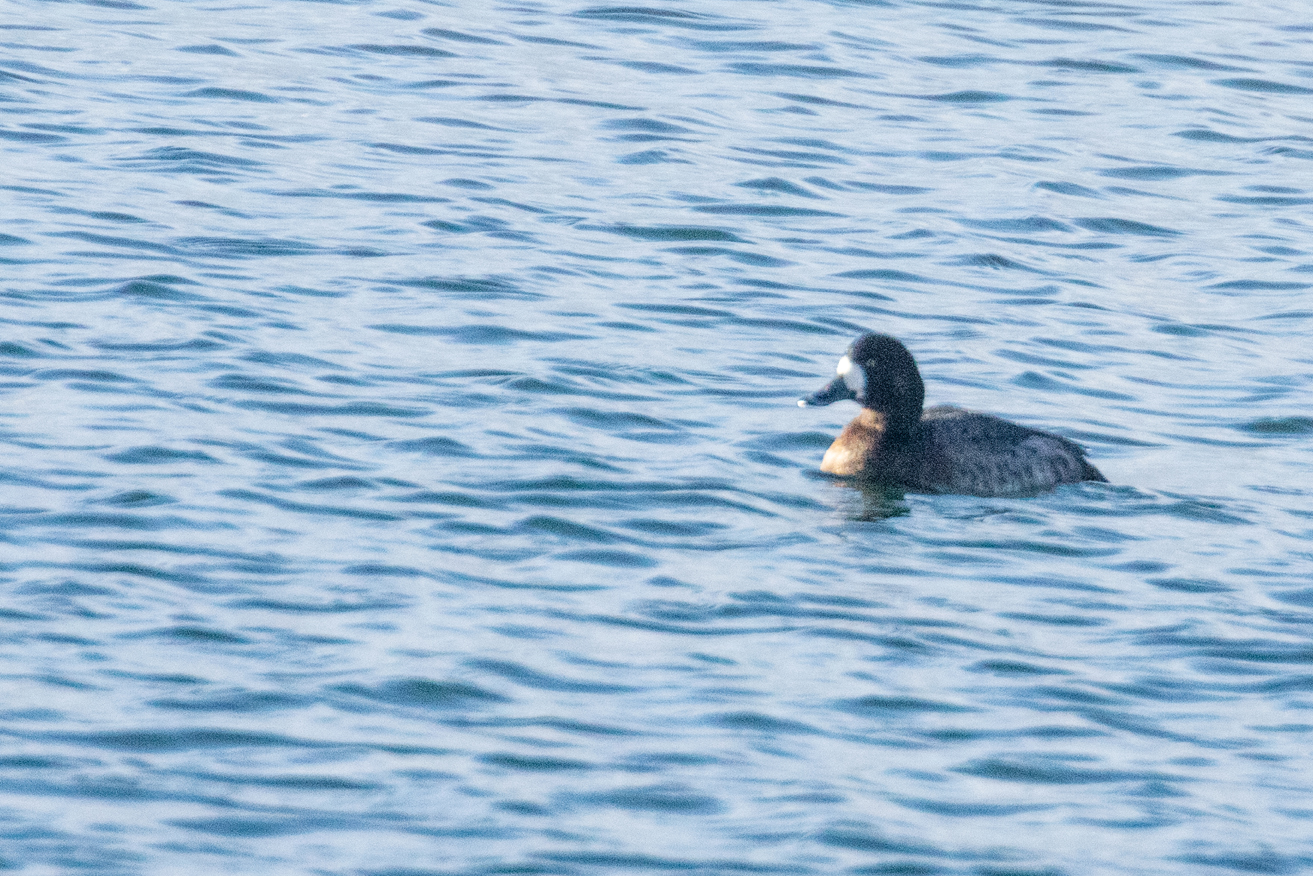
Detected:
left=2, top=0, right=1313, bottom=873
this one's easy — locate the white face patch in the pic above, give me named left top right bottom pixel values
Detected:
left=837, top=355, right=865, bottom=397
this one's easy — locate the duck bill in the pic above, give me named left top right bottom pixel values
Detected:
left=798, top=376, right=857, bottom=407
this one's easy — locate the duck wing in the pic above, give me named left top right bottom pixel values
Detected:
left=894, top=406, right=1105, bottom=496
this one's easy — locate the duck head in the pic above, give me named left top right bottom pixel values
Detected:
left=798, top=333, right=926, bottom=437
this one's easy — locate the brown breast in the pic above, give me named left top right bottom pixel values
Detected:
left=820, top=409, right=885, bottom=477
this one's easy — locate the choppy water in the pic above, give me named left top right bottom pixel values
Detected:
left=3, top=0, right=1313, bottom=873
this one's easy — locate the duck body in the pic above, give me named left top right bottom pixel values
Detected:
left=802, top=334, right=1106, bottom=497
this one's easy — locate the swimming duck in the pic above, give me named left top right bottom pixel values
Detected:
left=799, top=333, right=1106, bottom=496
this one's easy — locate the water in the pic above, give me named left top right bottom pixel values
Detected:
left=2, top=0, right=1312, bottom=873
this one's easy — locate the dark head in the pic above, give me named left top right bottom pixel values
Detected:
left=798, top=333, right=926, bottom=436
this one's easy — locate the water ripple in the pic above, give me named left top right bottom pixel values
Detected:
left=3, top=0, right=1312, bottom=874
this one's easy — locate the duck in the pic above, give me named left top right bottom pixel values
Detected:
left=799, top=333, right=1106, bottom=496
